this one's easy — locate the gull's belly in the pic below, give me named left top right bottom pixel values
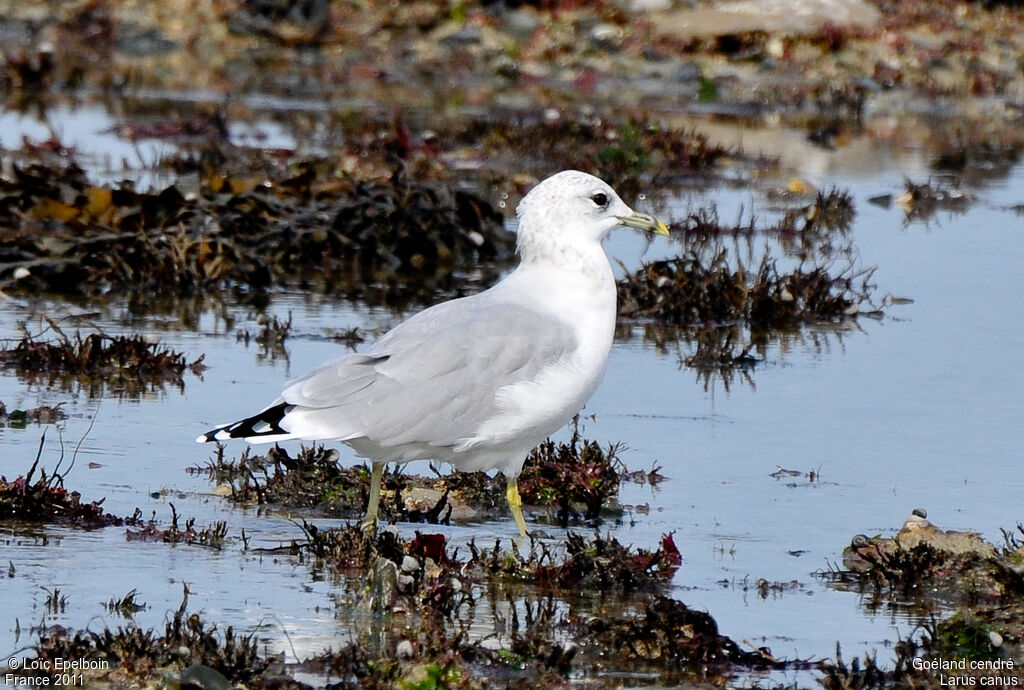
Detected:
left=460, top=277, right=616, bottom=455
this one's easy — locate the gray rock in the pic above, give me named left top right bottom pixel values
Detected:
left=355, top=557, right=398, bottom=616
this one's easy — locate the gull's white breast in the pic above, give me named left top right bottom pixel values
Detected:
left=454, top=251, right=617, bottom=460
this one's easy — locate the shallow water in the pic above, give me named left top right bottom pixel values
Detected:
left=1, top=107, right=1023, bottom=684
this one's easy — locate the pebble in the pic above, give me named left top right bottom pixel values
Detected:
left=396, top=639, right=415, bottom=659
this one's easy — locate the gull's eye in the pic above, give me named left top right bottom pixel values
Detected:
left=590, top=192, right=609, bottom=208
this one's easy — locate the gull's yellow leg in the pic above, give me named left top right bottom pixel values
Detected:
left=506, top=477, right=528, bottom=538
left=361, top=462, right=385, bottom=533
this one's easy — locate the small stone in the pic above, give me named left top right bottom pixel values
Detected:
left=396, top=639, right=415, bottom=659
left=401, top=555, right=420, bottom=573
left=442, top=26, right=482, bottom=47
left=589, top=23, right=623, bottom=48
left=629, top=0, right=672, bottom=10
left=492, top=55, right=518, bottom=80
left=504, top=9, right=542, bottom=42
left=900, top=510, right=933, bottom=533
left=424, top=560, right=443, bottom=580
left=177, top=664, right=232, bottom=690
left=674, top=63, right=702, bottom=83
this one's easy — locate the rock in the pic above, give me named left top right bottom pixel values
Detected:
left=588, top=23, right=624, bottom=50
left=396, top=639, right=415, bottom=659
left=625, top=0, right=673, bottom=11
left=503, top=9, right=542, bottom=43
left=355, top=557, right=398, bottom=616
left=649, top=0, right=881, bottom=40
left=441, top=26, right=483, bottom=48
left=401, top=555, right=420, bottom=573
left=402, top=486, right=479, bottom=522
left=176, top=664, right=233, bottom=690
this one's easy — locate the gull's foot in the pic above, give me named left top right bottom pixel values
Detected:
left=511, top=527, right=550, bottom=548
left=525, top=526, right=551, bottom=540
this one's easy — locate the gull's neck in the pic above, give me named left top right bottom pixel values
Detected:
left=506, top=231, right=617, bottom=393
left=507, top=234, right=617, bottom=339
left=516, top=232, right=611, bottom=282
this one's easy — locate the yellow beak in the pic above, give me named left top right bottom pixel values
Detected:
left=617, top=211, right=670, bottom=236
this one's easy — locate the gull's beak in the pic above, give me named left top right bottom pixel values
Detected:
left=617, top=211, right=670, bottom=236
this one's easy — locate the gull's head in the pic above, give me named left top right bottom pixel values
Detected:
left=516, top=171, right=669, bottom=255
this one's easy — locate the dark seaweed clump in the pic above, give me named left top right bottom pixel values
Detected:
left=467, top=530, right=682, bottom=592
left=194, top=444, right=472, bottom=524
left=516, top=427, right=625, bottom=526
left=22, top=586, right=271, bottom=687
left=585, top=595, right=782, bottom=673
left=193, top=444, right=372, bottom=514
left=618, top=248, right=875, bottom=332
left=125, top=503, right=229, bottom=549
left=289, top=521, right=682, bottom=596
left=0, top=161, right=513, bottom=308
left=1, top=451, right=226, bottom=544
left=0, top=330, right=205, bottom=396
left=276, top=523, right=775, bottom=687
left=0, top=448, right=133, bottom=528
left=621, top=188, right=873, bottom=340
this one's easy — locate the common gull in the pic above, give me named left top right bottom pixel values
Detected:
left=197, top=170, right=669, bottom=536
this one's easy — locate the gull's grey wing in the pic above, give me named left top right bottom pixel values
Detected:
left=278, top=294, right=577, bottom=449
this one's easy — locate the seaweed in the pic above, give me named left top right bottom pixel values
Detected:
left=516, top=422, right=625, bottom=526
left=21, top=585, right=271, bottom=686
left=818, top=511, right=1024, bottom=682
left=467, top=531, right=682, bottom=593
left=125, top=503, right=229, bottom=549
left=584, top=595, right=783, bottom=673
left=0, top=160, right=513, bottom=309
left=0, top=436, right=133, bottom=528
left=618, top=246, right=876, bottom=332
left=0, top=327, right=205, bottom=397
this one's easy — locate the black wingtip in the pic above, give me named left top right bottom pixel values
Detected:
left=195, top=430, right=221, bottom=443
left=197, top=403, right=293, bottom=443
